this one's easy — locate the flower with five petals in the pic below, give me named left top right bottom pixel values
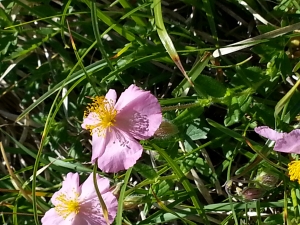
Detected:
left=41, top=172, right=118, bottom=225
left=82, top=84, right=162, bottom=172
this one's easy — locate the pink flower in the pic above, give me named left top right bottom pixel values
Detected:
left=82, top=84, right=162, bottom=172
left=41, top=173, right=118, bottom=225
left=255, top=126, right=300, bottom=153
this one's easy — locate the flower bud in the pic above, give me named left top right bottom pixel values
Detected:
left=254, top=170, right=279, bottom=190
left=123, top=195, right=144, bottom=210
left=241, top=187, right=265, bottom=202
left=154, top=119, right=178, bottom=139
left=109, top=182, right=123, bottom=197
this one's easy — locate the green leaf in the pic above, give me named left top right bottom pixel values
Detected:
left=194, top=74, right=227, bottom=98
left=152, top=180, right=172, bottom=197
left=173, top=106, right=205, bottom=126
left=186, top=118, right=209, bottom=140
left=224, top=95, right=252, bottom=126
left=134, top=163, right=158, bottom=179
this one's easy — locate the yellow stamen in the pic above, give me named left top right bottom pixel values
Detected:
left=55, top=192, right=80, bottom=219
left=84, top=96, right=118, bottom=136
left=288, top=161, right=300, bottom=184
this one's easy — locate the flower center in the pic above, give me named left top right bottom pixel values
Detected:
left=288, top=160, right=300, bottom=184
left=55, top=192, right=80, bottom=219
left=84, top=96, right=118, bottom=136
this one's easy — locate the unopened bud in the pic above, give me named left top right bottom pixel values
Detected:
left=123, top=195, right=144, bottom=210
left=154, top=119, right=178, bottom=139
left=241, top=187, right=265, bottom=202
left=109, top=182, right=123, bottom=197
left=255, top=170, right=279, bottom=190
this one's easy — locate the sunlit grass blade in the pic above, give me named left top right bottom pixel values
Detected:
left=275, top=79, right=300, bottom=118
left=66, top=20, right=99, bottom=95
left=118, top=0, right=147, bottom=27
left=60, top=0, right=72, bottom=48
left=115, top=167, right=133, bottom=225
left=3, top=31, right=59, bottom=61
left=17, top=46, right=106, bottom=121
left=153, top=0, right=193, bottom=87
left=202, top=0, right=219, bottom=47
left=15, top=0, right=94, bottom=45
left=0, top=142, right=34, bottom=208
left=90, top=1, right=126, bottom=86
left=213, top=22, right=300, bottom=58
left=81, top=0, right=136, bottom=42
left=172, top=52, right=211, bottom=96
left=91, top=1, right=114, bottom=71
left=0, top=128, right=92, bottom=172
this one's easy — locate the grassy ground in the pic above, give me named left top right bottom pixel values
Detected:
left=1, top=0, right=300, bottom=224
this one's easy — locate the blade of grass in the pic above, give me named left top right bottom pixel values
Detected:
left=213, top=22, right=300, bottom=58
left=90, top=1, right=126, bottom=86
left=0, top=142, right=33, bottom=208
left=202, top=0, right=219, bottom=47
left=60, top=0, right=72, bottom=48
left=150, top=186, right=198, bottom=225
left=17, top=41, right=105, bottom=121
left=118, top=0, right=147, bottom=27
left=3, top=31, right=59, bottom=61
left=91, top=1, right=114, bottom=71
left=206, top=119, right=287, bottom=172
left=81, top=0, right=136, bottom=42
left=275, top=78, right=300, bottom=118
left=152, top=143, right=210, bottom=224
left=153, top=0, right=193, bottom=87
left=0, top=128, right=92, bottom=173
left=115, top=167, right=133, bottom=225
left=66, top=20, right=99, bottom=95
left=14, top=0, right=94, bottom=45
left=172, top=52, right=211, bottom=96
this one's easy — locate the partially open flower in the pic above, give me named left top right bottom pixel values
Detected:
left=254, top=170, right=279, bottom=190
left=255, top=126, right=300, bottom=153
left=82, top=84, right=162, bottom=172
left=123, top=195, right=144, bottom=210
left=154, top=119, right=178, bottom=139
left=240, top=187, right=265, bottom=202
left=41, top=173, right=117, bottom=225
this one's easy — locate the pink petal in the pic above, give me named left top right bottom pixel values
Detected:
left=115, top=85, right=162, bottom=139
left=105, top=89, right=117, bottom=105
left=78, top=192, right=117, bottom=225
left=274, top=129, right=300, bottom=153
left=41, top=208, right=72, bottom=225
left=51, top=173, right=80, bottom=206
left=81, top=112, right=100, bottom=129
left=254, top=126, right=285, bottom=141
left=114, top=84, right=142, bottom=110
left=79, top=173, right=110, bottom=200
left=97, top=128, right=143, bottom=172
left=91, top=132, right=108, bottom=163
left=101, top=192, right=118, bottom=222
left=71, top=215, right=88, bottom=225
